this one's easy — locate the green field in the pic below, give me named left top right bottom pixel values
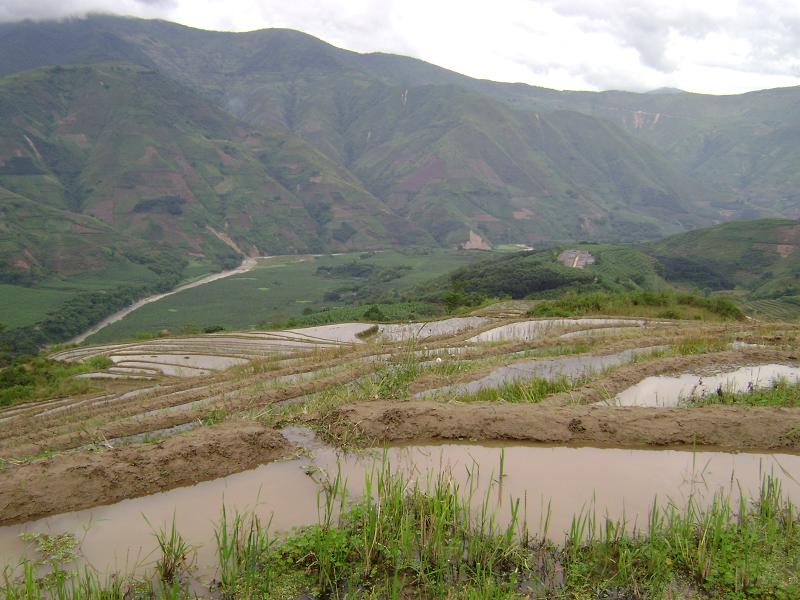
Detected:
left=87, top=250, right=489, bottom=343
left=0, top=259, right=215, bottom=329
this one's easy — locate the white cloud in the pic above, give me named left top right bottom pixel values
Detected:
left=2, top=0, right=800, bottom=94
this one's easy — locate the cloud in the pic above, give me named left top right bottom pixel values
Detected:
left=0, top=0, right=176, bottom=22
left=1, top=0, right=799, bottom=94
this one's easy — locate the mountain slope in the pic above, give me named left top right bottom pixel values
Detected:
left=0, top=16, right=736, bottom=249
left=0, top=62, right=433, bottom=281
left=645, top=218, right=800, bottom=298
left=420, top=218, right=800, bottom=320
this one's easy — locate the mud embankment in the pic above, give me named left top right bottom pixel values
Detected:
left=329, top=402, right=800, bottom=452
left=0, top=421, right=292, bottom=526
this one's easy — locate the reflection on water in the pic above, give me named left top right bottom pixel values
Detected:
left=1, top=429, right=798, bottom=586
left=609, top=364, right=800, bottom=407
left=416, top=346, right=659, bottom=399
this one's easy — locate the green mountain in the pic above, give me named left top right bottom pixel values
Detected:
left=1, top=15, right=800, bottom=339
left=0, top=62, right=431, bottom=280
left=0, top=15, right=747, bottom=267
left=645, top=218, right=800, bottom=319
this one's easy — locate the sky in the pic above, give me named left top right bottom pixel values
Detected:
left=2, top=0, right=800, bottom=94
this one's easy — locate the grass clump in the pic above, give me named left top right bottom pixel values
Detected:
left=0, top=355, right=113, bottom=407
left=672, top=337, right=730, bottom=355
left=565, top=477, right=800, bottom=598
left=3, top=456, right=800, bottom=599
left=451, top=375, right=578, bottom=404
left=684, top=378, right=800, bottom=408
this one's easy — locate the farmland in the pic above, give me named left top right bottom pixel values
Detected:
left=85, top=249, right=489, bottom=343
left=1, top=305, right=799, bottom=598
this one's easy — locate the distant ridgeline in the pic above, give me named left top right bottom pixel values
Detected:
left=2, top=15, right=800, bottom=286
left=1, top=15, right=800, bottom=359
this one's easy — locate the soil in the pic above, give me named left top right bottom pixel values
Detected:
left=0, top=421, right=293, bottom=526
left=327, top=401, right=800, bottom=452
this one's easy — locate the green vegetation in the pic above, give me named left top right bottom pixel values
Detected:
left=3, top=458, right=798, bottom=599
left=529, top=290, right=745, bottom=321
left=87, top=250, right=485, bottom=343
left=684, top=379, right=800, bottom=408
left=451, top=375, right=577, bottom=404
left=5, top=16, right=799, bottom=299
left=427, top=245, right=666, bottom=301
left=645, top=218, right=800, bottom=320
left=418, top=244, right=747, bottom=321
left=0, top=355, right=112, bottom=407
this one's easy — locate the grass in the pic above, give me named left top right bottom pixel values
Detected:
left=0, top=355, right=113, bottom=407
left=684, top=379, right=800, bottom=408
left=4, top=456, right=799, bottom=599
left=744, top=298, right=800, bottom=322
left=451, top=374, right=578, bottom=404
left=87, top=250, right=486, bottom=344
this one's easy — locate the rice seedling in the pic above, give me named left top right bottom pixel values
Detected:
left=451, top=374, right=578, bottom=403
left=146, top=516, right=194, bottom=584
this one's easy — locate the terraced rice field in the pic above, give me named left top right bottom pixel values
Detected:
left=2, top=311, right=800, bottom=596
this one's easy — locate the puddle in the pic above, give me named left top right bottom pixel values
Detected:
left=284, top=323, right=373, bottom=343
left=608, top=364, right=800, bottom=407
left=114, top=362, right=211, bottom=378
left=559, top=326, right=643, bottom=339
left=2, top=431, right=799, bottom=590
left=416, top=347, right=659, bottom=399
left=379, top=317, right=491, bottom=341
left=110, top=354, right=248, bottom=370
left=74, top=372, right=154, bottom=380
left=468, top=319, right=645, bottom=343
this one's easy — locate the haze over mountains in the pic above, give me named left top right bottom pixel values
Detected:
left=1, top=15, right=799, bottom=281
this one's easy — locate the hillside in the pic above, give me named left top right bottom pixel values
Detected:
left=0, top=62, right=432, bottom=282
left=0, top=16, right=764, bottom=255
left=2, top=17, right=800, bottom=353
left=420, top=219, right=800, bottom=320
left=645, top=218, right=800, bottom=319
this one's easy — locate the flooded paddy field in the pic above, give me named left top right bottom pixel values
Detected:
left=2, top=313, right=800, bottom=596
left=2, top=430, right=799, bottom=588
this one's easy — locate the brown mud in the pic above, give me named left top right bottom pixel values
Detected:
left=326, top=402, right=800, bottom=452
left=0, top=421, right=292, bottom=526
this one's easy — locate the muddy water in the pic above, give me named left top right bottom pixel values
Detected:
left=110, top=354, right=248, bottom=370
left=415, top=346, right=659, bottom=399
left=468, top=319, right=645, bottom=343
left=379, top=317, right=491, bottom=342
left=608, top=364, right=800, bottom=407
left=2, top=431, right=799, bottom=588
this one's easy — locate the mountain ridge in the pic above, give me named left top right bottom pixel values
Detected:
left=1, top=15, right=798, bottom=285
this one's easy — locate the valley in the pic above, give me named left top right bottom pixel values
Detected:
left=1, top=12, right=800, bottom=599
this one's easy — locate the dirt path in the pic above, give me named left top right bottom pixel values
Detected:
left=0, top=421, right=292, bottom=526
left=327, top=402, right=800, bottom=452
left=69, top=257, right=263, bottom=344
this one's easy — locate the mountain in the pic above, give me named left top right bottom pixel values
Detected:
left=0, top=15, right=798, bottom=283
left=0, top=61, right=432, bottom=280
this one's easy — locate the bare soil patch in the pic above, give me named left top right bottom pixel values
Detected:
left=326, top=402, right=800, bottom=453
left=0, top=421, right=292, bottom=526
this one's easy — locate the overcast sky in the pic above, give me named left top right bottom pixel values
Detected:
left=2, top=0, right=800, bottom=94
